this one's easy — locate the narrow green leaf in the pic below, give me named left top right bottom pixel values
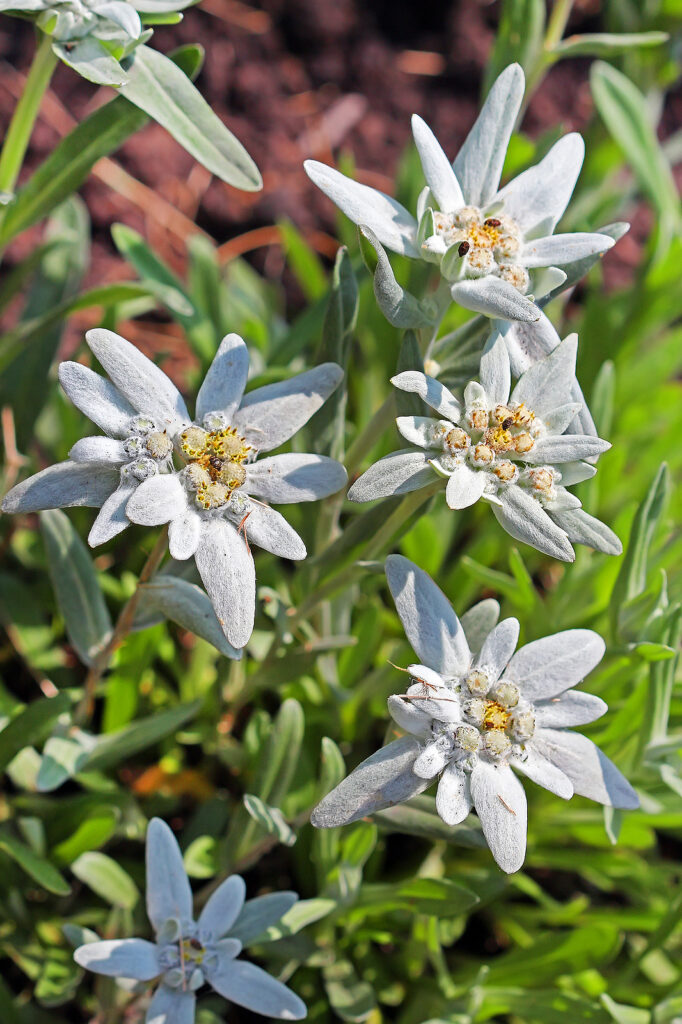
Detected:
left=0, top=831, right=70, bottom=895
left=553, top=31, right=668, bottom=57
left=119, top=45, right=261, bottom=190
left=591, top=63, right=680, bottom=234
left=0, top=45, right=203, bottom=244
left=84, top=700, right=202, bottom=772
left=483, top=0, right=545, bottom=91
left=611, top=464, right=669, bottom=640
left=71, top=851, right=139, bottom=909
left=395, top=330, right=425, bottom=417
left=323, top=959, right=376, bottom=1023
left=40, top=510, right=112, bottom=667
left=111, top=223, right=196, bottom=318
left=279, top=220, right=327, bottom=301
left=0, top=196, right=89, bottom=447
left=243, top=794, right=297, bottom=847
left=0, top=693, right=71, bottom=773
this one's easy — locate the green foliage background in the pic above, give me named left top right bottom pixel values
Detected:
left=0, top=1, right=681, bottom=1022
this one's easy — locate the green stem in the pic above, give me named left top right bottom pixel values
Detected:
left=344, top=392, right=396, bottom=479
left=287, top=480, right=443, bottom=627
left=0, top=31, right=57, bottom=196
left=523, top=0, right=575, bottom=103
left=74, top=527, right=169, bottom=724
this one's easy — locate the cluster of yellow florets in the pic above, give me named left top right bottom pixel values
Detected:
left=430, top=206, right=530, bottom=292
left=180, top=424, right=252, bottom=510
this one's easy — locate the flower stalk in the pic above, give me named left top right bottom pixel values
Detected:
left=0, top=31, right=57, bottom=199
left=75, top=525, right=169, bottom=724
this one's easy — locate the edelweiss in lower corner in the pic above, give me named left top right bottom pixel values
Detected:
left=305, top=63, right=617, bottom=322
left=312, top=557, right=639, bottom=873
left=2, top=329, right=347, bottom=647
left=348, top=333, right=620, bottom=562
left=74, top=818, right=306, bottom=1023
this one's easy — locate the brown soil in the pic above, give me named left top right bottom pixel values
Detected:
left=0, top=0, right=676, bottom=340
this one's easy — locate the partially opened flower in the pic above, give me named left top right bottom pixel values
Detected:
left=312, top=556, right=639, bottom=873
left=305, top=64, right=616, bottom=323
left=74, top=817, right=307, bottom=1022
left=348, top=333, right=620, bottom=562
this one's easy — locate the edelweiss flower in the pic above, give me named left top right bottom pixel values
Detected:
left=108, top=330, right=346, bottom=648
left=3, top=329, right=346, bottom=648
left=74, top=818, right=307, bottom=1022
left=348, top=333, right=621, bottom=562
left=312, top=556, right=639, bottom=873
left=305, top=64, right=615, bottom=322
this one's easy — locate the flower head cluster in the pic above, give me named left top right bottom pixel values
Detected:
left=348, top=333, right=621, bottom=562
left=2, top=329, right=347, bottom=647
left=312, top=557, right=639, bottom=873
left=305, top=64, right=616, bottom=323
left=74, top=818, right=307, bottom=1022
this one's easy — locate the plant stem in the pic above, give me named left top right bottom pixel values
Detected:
left=344, top=392, right=396, bottom=479
left=523, top=0, right=575, bottom=100
left=287, top=479, right=443, bottom=627
left=75, top=527, right=169, bottom=723
left=0, top=31, right=57, bottom=196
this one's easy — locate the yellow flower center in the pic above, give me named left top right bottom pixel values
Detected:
left=483, top=700, right=511, bottom=731
left=181, top=425, right=253, bottom=510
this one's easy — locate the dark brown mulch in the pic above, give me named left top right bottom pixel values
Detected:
left=0, top=0, right=674, bottom=334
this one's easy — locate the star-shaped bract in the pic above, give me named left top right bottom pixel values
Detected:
left=312, top=557, right=639, bottom=873
left=74, top=818, right=307, bottom=1022
left=305, top=64, right=615, bottom=323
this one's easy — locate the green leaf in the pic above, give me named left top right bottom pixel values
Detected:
left=600, top=994, right=651, bottom=1024
left=357, top=877, right=479, bottom=917
left=591, top=63, right=681, bottom=237
left=243, top=794, right=297, bottom=847
left=0, top=196, right=89, bottom=447
left=279, top=220, right=327, bottom=301
left=553, top=32, right=668, bottom=57
left=52, top=37, right=127, bottom=86
left=0, top=693, right=71, bottom=773
left=395, top=329, right=425, bottom=417
left=323, top=959, right=376, bottom=1023
left=40, top=509, right=112, bottom=667
left=84, top=700, right=202, bottom=772
left=119, top=45, right=261, bottom=190
left=52, top=810, right=118, bottom=864
left=259, top=898, right=336, bottom=941
left=0, top=282, right=160, bottom=376
left=71, top=851, right=139, bottom=909
left=313, top=245, right=357, bottom=459
left=611, top=464, right=669, bottom=641
left=0, top=831, right=70, bottom=895
left=111, top=223, right=196, bottom=318
left=360, top=226, right=433, bottom=328
left=0, top=44, right=204, bottom=244
left=483, top=0, right=545, bottom=91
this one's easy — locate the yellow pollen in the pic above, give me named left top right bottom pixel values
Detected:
left=483, top=700, right=511, bottom=731
left=467, top=222, right=501, bottom=249
left=181, top=425, right=253, bottom=504
left=182, top=938, right=206, bottom=964
left=486, top=425, right=514, bottom=452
